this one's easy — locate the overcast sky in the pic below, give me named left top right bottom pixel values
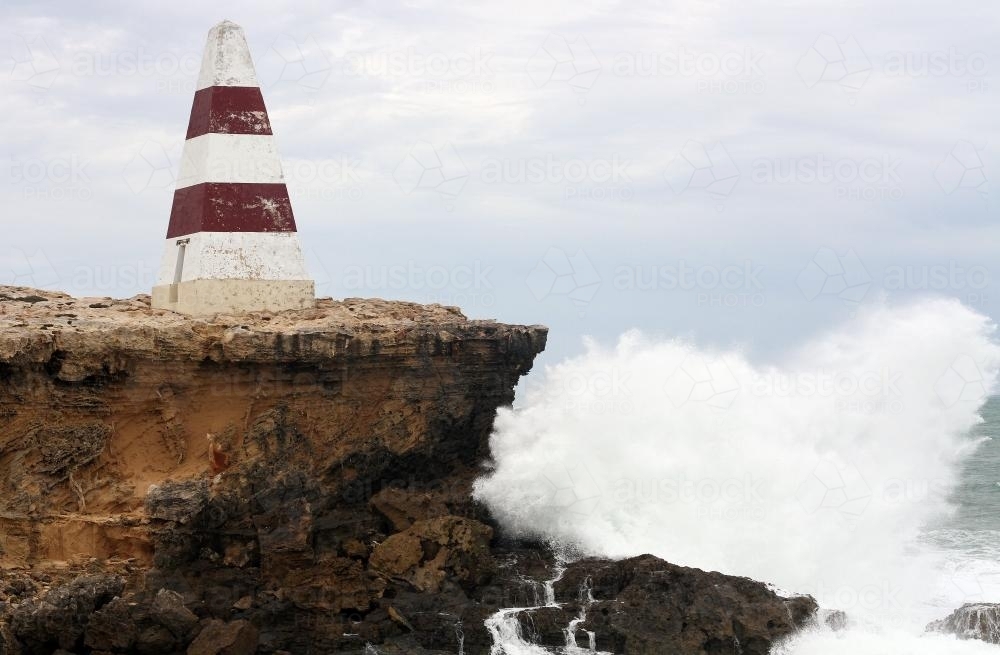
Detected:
left=2, top=0, right=997, bottom=366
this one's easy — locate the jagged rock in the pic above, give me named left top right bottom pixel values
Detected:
left=370, top=486, right=451, bottom=531
left=0, top=626, right=13, bottom=655
left=136, top=624, right=178, bottom=655
left=927, top=603, right=1000, bottom=644
left=551, top=555, right=818, bottom=655
left=278, top=554, right=383, bottom=612
left=145, top=479, right=210, bottom=523
left=514, top=605, right=577, bottom=645
left=31, top=423, right=111, bottom=476
left=150, top=588, right=199, bottom=638
left=187, top=619, right=259, bottom=655
left=370, top=516, right=494, bottom=593
left=232, top=595, right=253, bottom=611
left=84, top=596, right=136, bottom=650
left=8, top=574, right=125, bottom=653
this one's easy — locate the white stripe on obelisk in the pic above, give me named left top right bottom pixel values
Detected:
left=155, top=232, right=312, bottom=286
left=176, top=134, right=286, bottom=189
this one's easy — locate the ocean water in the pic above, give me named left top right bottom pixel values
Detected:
left=778, top=399, right=1000, bottom=654
left=475, top=298, right=1000, bottom=653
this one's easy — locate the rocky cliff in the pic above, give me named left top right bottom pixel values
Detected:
left=0, top=287, right=816, bottom=654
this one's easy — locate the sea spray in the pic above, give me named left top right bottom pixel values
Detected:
left=475, top=298, right=1000, bottom=649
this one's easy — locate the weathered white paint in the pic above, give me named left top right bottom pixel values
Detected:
left=176, top=133, right=285, bottom=189
left=152, top=20, right=316, bottom=316
left=196, top=20, right=259, bottom=90
left=155, top=231, right=311, bottom=286
left=152, top=278, right=315, bottom=315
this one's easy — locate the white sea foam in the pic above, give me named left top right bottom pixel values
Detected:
left=475, top=298, right=1000, bottom=651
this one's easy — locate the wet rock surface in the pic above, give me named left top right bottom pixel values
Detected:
left=553, top=556, right=817, bottom=655
left=927, top=603, right=1000, bottom=644
left=0, top=287, right=817, bottom=653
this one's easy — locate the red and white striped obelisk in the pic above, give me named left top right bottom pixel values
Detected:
left=152, top=20, right=314, bottom=315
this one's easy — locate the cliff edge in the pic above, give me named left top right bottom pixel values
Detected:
left=0, top=287, right=815, bottom=654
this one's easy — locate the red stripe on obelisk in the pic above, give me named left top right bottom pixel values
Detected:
left=185, top=86, right=273, bottom=140
left=166, top=183, right=297, bottom=238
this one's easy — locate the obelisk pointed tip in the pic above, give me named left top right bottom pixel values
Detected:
left=197, top=19, right=258, bottom=90
left=212, top=19, right=243, bottom=32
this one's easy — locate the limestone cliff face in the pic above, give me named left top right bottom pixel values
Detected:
left=0, top=288, right=544, bottom=567
left=0, top=287, right=546, bottom=652
left=0, top=287, right=816, bottom=655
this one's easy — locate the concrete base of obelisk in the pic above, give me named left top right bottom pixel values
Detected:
left=152, top=279, right=315, bottom=315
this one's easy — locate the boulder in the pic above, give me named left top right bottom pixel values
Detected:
left=370, top=487, right=450, bottom=531
left=136, top=625, right=179, bottom=655
left=187, top=619, right=259, bottom=655
left=370, top=516, right=494, bottom=593
left=83, top=596, right=136, bottom=650
left=8, top=574, right=125, bottom=654
left=927, top=603, right=1000, bottom=644
left=150, top=588, right=199, bottom=638
left=145, top=479, right=210, bottom=524
left=550, top=555, right=817, bottom=655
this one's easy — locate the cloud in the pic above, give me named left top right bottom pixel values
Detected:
left=1, top=0, right=997, bottom=363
